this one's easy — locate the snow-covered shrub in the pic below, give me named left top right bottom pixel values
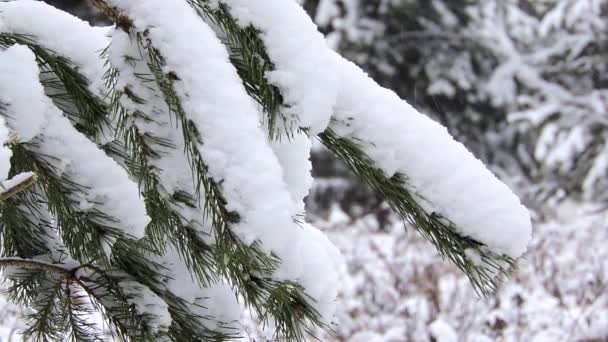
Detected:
left=0, top=1, right=531, bottom=340
left=310, top=202, right=608, bottom=341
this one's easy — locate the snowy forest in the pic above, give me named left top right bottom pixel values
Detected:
left=0, top=0, right=607, bottom=341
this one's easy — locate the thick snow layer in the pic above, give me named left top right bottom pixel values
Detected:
left=0, top=1, right=110, bottom=97
left=0, top=117, right=12, bottom=180
left=40, top=109, right=150, bottom=239
left=218, top=0, right=339, bottom=134
left=106, top=0, right=340, bottom=318
left=330, top=53, right=532, bottom=258
left=269, top=132, right=314, bottom=214
left=0, top=46, right=46, bottom=142
left=0, top=45, right=149, bottom=240
left=429, top=318, right=458, bottom=342
left=293, top=223, right=342, bottom=320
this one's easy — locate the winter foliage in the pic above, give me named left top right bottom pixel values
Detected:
left=0, top=0, right=532, bottom=340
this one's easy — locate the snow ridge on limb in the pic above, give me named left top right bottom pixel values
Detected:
left=329, top=53, right=532, bottom=259
left=186, top=1, right=319, bottom=213
left=0, top=1, right=112, bottom=142
left=0, top=45, right=149, bottom=248
left=212, top=0, right=339, bottom=135
left=269, top=133, right=314, bottom=213
left=0, top=0, right=109, bottom=97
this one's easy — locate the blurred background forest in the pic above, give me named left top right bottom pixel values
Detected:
left=1, top=1, right=607, bottom=341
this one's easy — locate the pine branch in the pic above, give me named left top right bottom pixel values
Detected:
left=0, top=259, right=128, bottom=340
left=63, top=285, right=103, bottom=342
left=0, top=2, right=529, bottom=341
left=199, top=2, right=516, bottom=295
left=21, top=275, right=66, bottom=342
left=102, top=25, right=321, bottom=338
left=0, top=190, right=52, bottom=258
left=77, top=267, right=166, bottom=340
left=110, top=243, right=236, bottom=341
left=0, top=33, right=110, bottom=140
left=88, top=0, right=132, bottom=32
left=8, top=143, right=123, bottom=263
left=188, top=1, right=291, bottom=139
left=1, top=8, right=225, bottom=340
left=136, top=34, right=326, bottom=339
left=103, top=37, right=219, bottom=286
left=6, top=258, right=167, bottom=340
left=318, top=129, right=515, bottom=296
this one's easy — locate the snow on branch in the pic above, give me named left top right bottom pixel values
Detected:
left=0, top=45, right=149, bottom=250
left=0, top=1, right=109, bottom=98
left=330, top=54, right=532, bottom=259
left=189, top=0, right=532, bottom=289
left=101, top=0, right=341, bottom=333
left=0, top=0, right=536, bottom=339
left=213, top=0, right=339, bottom=135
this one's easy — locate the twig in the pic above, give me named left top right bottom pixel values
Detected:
left=0, top=173, right=37, bottom=202
left=0, top=257, right=69, bottom=275
left=87, top=0, right=133, bottom=31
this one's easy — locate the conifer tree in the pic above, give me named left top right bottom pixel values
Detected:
left=0, top=0, right=532, bottom=340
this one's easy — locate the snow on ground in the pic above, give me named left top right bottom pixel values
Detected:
left=240, top=200, right=608, bottom=341
left=305, top=202, right=608, bottom=342
left=1, top=201, right=606, bottom=341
